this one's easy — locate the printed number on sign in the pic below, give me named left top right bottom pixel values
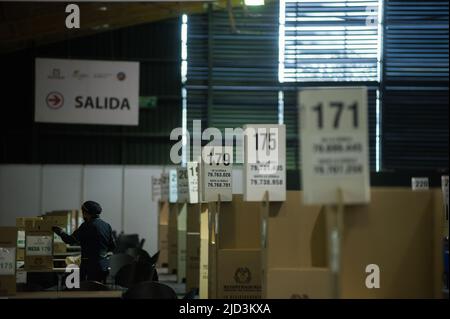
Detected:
left=313, top=102, right=359, bottom=129
left=178, top=169, right=187, bottom=180
left=255, top=132, right=276, bottom=151
left=208, top=151, right=230, bottom=166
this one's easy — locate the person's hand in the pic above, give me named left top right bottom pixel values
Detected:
left=52, top=226, right=64, bottom=236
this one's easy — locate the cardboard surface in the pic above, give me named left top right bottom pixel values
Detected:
left=266, top=268, right=332, bottom=299
left=186, top=233, right=200, bottom=292
left=340, top=188, right=443, bottom=298
left=0, top=227, right=17, bottom=296
left=261, top=189, right=444, bottom=299
left=44, top=214, right=69, bottom=254
left=157, top=200, right=169, bottom=267
left=199, top=205, right=209, bottom=299
left=187, top=203, right=201, bottom=233
left=177, top=203, right=187, bottom=283
left=168, top=203, right=178, bottom=274
left=24, top=220, right=53, bottom=271
left=16, top=217, right=43, bottom=261
left=217, top=249, right=261, bottom=299
left=157, top=225, right=168, bottom=268
left=261, top=191, right=327, bottom=272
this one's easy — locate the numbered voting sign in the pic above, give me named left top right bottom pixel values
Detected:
left=411, top=177, right=429, bottom=191
left=0, top=247, right=16, bottom=275
left=169, top=169, right=178, bottom=203
left=187, top=162, right=199, bottom=204
left=201, top=146, right=233, bottom=202
left=160, top=173, right=169, bottom=201
left=26, top=236, right=53, bottom=256
left=152, top=176, right=161, bottom=201
left=243, top=124, right=286, bottom=201
left=177, top=167, right=189, bottom=203
left=299, top=87, right=370, bottom=204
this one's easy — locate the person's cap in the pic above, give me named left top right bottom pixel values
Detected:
left=82, top=201, right=102, bottom=215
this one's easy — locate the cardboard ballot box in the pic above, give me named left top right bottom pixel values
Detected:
left=24, top=220, right=53, bottom=271
left=261, top=189, right=445, bottom=299
left=199, top=204, right=209, bottom=299
left=0, top=227, right=17, bottom=296
left=157, top=201, right=169, bottom=268
left=16, top=217, right=43, bottom=261
left=266, top=268, right=332, bottom=299
left=211, top=195, right=262, bottom=299
left=168, top=203, right=178, bottom=274
left=186, top=203, right=201, bottom=292
left=44, top=213, right=70, bottom=254
left=177, top=203, right=187, bottom=283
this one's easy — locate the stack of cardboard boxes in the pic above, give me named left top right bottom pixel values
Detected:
left=157, top=201, right=169, bottom=268
left=210, top=195, right=262, bottom=299
left=261, top=191, right=330, bottom=299
left=177, top=203, right=187, bottom=283
left=186, top=203, right=202, bottom=292
left=168, top=203, right=179, bottom=274
left=24, top=219, right=53, bottom=271
left=0, top=227, right=17, bottom=296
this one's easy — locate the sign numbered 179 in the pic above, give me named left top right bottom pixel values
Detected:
left=299, top=87, right=370, bottom=205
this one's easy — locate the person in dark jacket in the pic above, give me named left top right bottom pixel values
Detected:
left=52, top=201, right=116, bottom=283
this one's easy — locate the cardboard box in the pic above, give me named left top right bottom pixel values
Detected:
left=339, top=188, right=443, bottom=298
left=0, top=227, right=17, bottom=296
left=217, top=249, right=262, bottom=299
left=177, top=203, right=187, bottom=283
left=211, top=195, right=262, bottom=299
left=260, top=191, right=327, bottom=298
left=16, top=217, right=43, bottom=261
left=199, top=205, right=209, bottom=299
left=157, top=200, right=169, bottom=268
left=186, top=233, right=200, bottom=292
left=24, top=220, right=53, bottom=271
left=44, top=214, right=70, bottom=254
left=260, top=189, right=444, bottom=299
left=187, top=203, right=201, bottom=233
left=168, top=203, right=178, bottom=274
left=266, top=268, right=332, bottom=299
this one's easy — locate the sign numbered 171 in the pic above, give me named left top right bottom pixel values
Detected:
left=299, top=87, right=370, bottom=205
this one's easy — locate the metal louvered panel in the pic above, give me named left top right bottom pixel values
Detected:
left=186, top=4, right=280, bottom=165
left=382, top=0, right=449, bottom=171
left=384, top=0, right=449, bottom=83
left=282, top=0, right=381, bottom=82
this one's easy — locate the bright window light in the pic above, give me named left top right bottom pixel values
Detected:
left=245, top=0, right=265, bottom=6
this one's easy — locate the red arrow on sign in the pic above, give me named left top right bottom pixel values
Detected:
left=46, top=92, right=64, bottom=109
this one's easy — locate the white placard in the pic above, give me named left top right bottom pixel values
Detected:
left=152, top=176, right=161, bottom=201
left=187, top=162, right=199, bottom=204
left=17, top=230, right=25, bottom=248
left=0, top=247, right=16, bottom=275
left=169, top=169, right=178, bottom=203
left=26, top=236, right=53, bottom=256
left=411, top=177, right=429, bottom=191
left=16, top=269, right=27, bottom=284
left=201, top=146, right=233, bottom=202
left=299, top=87, right=370, bottom=204
left=243, top=124, right=286, bottom=201
left=160, top=173, right=169, bottom=201
left=177, top=167, right=189, bottom=203
left=35, top=58, right=139, bottom=125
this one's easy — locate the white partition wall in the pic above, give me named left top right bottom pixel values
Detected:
left=123, top=166, right=163, bottom=254
left=84, top=166, right=123, bottom=235
left=42, top=165, right=83, bottom=213
left=0, top=165, right=41, bottom=226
